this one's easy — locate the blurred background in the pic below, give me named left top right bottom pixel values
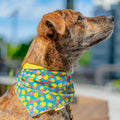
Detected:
left=0, top=0, right=120, bottom=120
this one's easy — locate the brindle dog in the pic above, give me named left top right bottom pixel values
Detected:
left=0, top=9, right=114, bottom=120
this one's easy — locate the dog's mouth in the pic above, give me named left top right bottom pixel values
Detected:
left=88, top=30, right=113, bottom=48
left=65, top=31, right=113, bottom=53
left=66, top=30, right=113, bottom=52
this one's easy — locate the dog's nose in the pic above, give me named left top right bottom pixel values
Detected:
left=107, top=16, right=114, bottom=22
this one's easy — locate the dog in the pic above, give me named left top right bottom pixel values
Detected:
left=0, top=9, right=114, bottom=120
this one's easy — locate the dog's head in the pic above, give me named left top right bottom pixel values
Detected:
left=23, top=9, right=114, bottom=73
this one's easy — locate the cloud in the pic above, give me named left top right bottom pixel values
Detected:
left=93, top=0, right=120, bottom=10
left=0, top=0, right=65, bottom=43
left=75, top=0, right=94, bottom=17
left=0, top=0, right=65, bottom=19
left=0, top=0, right=93, bottom=19
left=0, top=0, right=35, bottom=18
left=0, top=0, right=94, bottom=43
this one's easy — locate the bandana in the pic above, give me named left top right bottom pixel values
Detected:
left=15, top=63, right=75, bottom=117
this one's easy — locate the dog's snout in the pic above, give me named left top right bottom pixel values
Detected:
left=107, top=16, right=114, bottom=22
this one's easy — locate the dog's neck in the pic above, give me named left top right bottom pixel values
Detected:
left=22, top=35, right=74, bottom=73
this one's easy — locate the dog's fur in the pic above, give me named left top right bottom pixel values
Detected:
left=0, top=9, right=114, bottom=120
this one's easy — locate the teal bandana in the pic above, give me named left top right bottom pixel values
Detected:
left=15, top=63, right=75, bottom=117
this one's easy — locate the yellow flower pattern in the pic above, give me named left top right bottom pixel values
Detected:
left=44, top=75, right=48, bottom=80
left=39, top=96, right=44, bottom=101
left=22, top=90, right=26, bottom=95
left=40, top=102, right=46, bottom=107
left=48, top=103, right=52, bottom=107
left=15, top=63, right=74, bottom=117
left=46, top=94, right=51, bottom=99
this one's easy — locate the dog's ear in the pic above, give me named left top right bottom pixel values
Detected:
left=37, top=11, right=65, bottom=36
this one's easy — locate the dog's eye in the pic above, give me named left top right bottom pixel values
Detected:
left=77, top=16, right=84, bottom=21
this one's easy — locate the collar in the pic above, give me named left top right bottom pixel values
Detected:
left=15, top=63, right=75, bottom=117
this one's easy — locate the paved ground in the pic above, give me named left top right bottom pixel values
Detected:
left=74, top=83, right=120, bottom=120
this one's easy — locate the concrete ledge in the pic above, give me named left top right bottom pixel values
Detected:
left=0, top=76, right=16, bottom=85
left=71, top=96, right=109, bottom=120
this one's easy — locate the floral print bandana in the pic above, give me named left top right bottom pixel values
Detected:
left=15, top=63, right=75, bottom=117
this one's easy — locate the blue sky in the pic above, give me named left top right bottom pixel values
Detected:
left=0, top=0, right=94, bottom=44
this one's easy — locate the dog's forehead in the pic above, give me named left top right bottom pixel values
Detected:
left=58, top=9, right=84, bottom=24
left=61, top=9, right=82, bottom=15
left=53, top=9, right=83, bottom=19
left=62, top=9, right=83, bottom=17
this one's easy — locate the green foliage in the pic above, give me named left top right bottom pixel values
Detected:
left=112, top=79, right=120, bottom=92
left=113, top=79, right=120, bottom=86
left=78, top=50, right=91, bottom=66
left=7, top=40, right=33, bottom=59
left=12, top=41, right=32, bottom=59
left=0, top=37, right=3, bottom=42
left=7, top=44, right=21, bottom=58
